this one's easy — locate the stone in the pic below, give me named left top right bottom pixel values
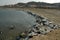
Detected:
left=16, top=36, right=20, bottom=40
left=9, top=25, right=15, bottom=30
left=32, top=28, right=39, bottom=32
left=41, top=18, right=47, bottom=21
left=24, top=37, right=29, bottom=40
left=32, top=14, right=36, bottom=17
left=36, top=15, right=44, bottom=19
left=28, top=31, right=37, bottom=37
left=53, top=25, right=58, bottom=29
left=58, top=25, right=60, bottom=28
left=27, top=11, right=33, bottom=15
left=0, top=31, right=2, bottom=34
left=36, top=19, right=41, bottom=24
left=44, top=21, right=50, bottom=26
left=39, top=27, right=52, bottom=35
left=48, top=23, right=54, bottom=29
left=19, top=32, right=27, bottom=38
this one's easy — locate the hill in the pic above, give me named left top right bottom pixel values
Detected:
left=1, top=1, right=60, bottom=9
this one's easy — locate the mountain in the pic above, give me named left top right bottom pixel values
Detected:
left=2, top=1, right=60, bottom=9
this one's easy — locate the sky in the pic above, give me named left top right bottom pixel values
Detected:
left=0, top=0, right=60, bottom=6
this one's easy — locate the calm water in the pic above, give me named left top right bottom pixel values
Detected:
left=0, top=9, right=36, bottom=40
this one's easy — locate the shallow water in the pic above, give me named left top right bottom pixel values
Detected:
left=0, top=9, right=36, bottom=40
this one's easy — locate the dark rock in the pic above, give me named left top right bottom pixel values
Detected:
left=27, top=11, right=33, bottom=15
left=32, top=24, right=36, bottom=27
left=39, top=27, right=52, bottom=35
left=53, top=25, right=58, bottom=29
left=24, top=37, right=29, bottom=40
left=19, top=32, right=27, bottom=38
left=48, top=23, right=54, bottom=29
left=28, top=36, right=33, bottom=38
left=9, top=25, right=15, bottom=30
left=0, top=31, right=2, bottom=34
left=16, top=36, right=20, bottom=40
left=36, top=31, right=41, bottom=34
left=58, top=25, right=60, bottom=28
left=32, top=14, right=36, bottom=17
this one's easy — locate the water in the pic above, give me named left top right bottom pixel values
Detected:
left=0, top=9, right=36, bottom=40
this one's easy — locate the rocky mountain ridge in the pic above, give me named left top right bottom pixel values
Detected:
left=1, top=1, right=60, bottom=9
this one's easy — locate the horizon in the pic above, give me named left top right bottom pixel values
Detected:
left=0, top=0, right=60, bottom=6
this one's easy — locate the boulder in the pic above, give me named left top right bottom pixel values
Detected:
left=32, top=14, right=36, bottom=17
left=28, top=31, right=37, bottom=37
left=27, top=11, right=33, bottom=15
left=39, top=27, right=52, bottom=35
left=44, top=21, right=50, bottom=26
left=48, top=23, right=54, bottom=29
left=9, top=25, right=15, bottom=30
left=16, top=36, right=20, bottom=40
left=58, top=25, right=60, bottom=28
left=53, top=25, right=58, bottom=29
left=0, top=31, right=2, bottom=34
left=19, top=32, right=27, bottom=38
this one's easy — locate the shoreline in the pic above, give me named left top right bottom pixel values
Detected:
left=0, top=8, right=60, bottom=40
left=16, top=11, right=60, bottom=40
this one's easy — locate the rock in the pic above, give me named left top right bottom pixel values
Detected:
left=36, top=15, right=44, bottom=19
left=42, top=18, right=47, bottom=21
left=44, top=21, right=50, bottom=26
left=48, top=23, right=54, bottom=29
left=36, top=31, right=41, bottom=34
left=39, top=27, right=52, bottom=35
left=53, top=25, right=58, bottom=29
left=28, top=36, right=33, bottom=38
left=0, top=31, right=2, bottom=34
left=28, top=31, right=37, bottom=38
left=9, top=25, right=15, bottom=30
left=16, top=36, right=20, bottom=40
left=32, top=14, right=36, bottom=17
left=41, top=18, right=48, bottom=25
left=36, top=19, right=41, bottom=24
left=27, top=11, right=33, bottom=15
left=19, top=32, right=27, bottom=38
left=58, top=25, right=60, bottom=28
left=32, top=24, right=36, bottom=27
left=32, top=28, right=39, bottom=33
left=24, top=37, right=29, bottom=40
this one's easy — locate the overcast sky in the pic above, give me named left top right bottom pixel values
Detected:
left=0, top=0, right=60, bottom=6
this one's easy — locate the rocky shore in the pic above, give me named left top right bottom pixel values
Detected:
left=15, top=11, right=60, bottom=40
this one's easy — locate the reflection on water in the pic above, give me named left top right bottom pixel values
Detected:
left=0, top=9, right=36, bottom=40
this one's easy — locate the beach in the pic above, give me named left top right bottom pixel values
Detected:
left=0, top=8, right=60, bottom=40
